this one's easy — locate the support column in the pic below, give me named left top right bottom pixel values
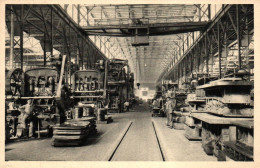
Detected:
left=217, top=21, right=222, bottom=78
left=182, top=42, right=185, bottom=56
left=51, top=7, right=53, bottom=56
left=201, top=43, right=204, bottom=73
left=77, top=5, right=80, bottom=25
left=100, top=36, right=102, bottom=51
left=183, top=60, right=186, bottom=83
left=198, top=5, right=201, bottom=22
left=196, top=47, right=200, bottom=73
left=224, top=31, right=228, bottom=75
left=208, top=4, right=211, bottom=20
left=81, top=38, right=84, bottom=69
left=205, top=34, right=209, bottom=74
left=43, top=33, right=46, bottom=66
left=177, top=66, right=179, bottom=86
left=210, top=36, right=213, bottom=75
left=236, top=5, right=241, bottom=70
left=77, top=49, right=79, bottom=65
left=20, top=5, right=24, bottom=70
left=245, top=17, right=250, bottom=74
left=190, top=52, right=193, bottom=74
left=10, top=5, right=14, bottom=69
left=69, top=26, right=71, bottom=86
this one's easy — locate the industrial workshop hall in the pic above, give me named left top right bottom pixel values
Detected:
left=4, top=3, right=254, bottom=164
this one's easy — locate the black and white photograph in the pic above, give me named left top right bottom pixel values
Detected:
left=1, top=1, right=257, bottom=167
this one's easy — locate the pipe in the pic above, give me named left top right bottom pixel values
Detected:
left=56, top=55, right=67, bottom=98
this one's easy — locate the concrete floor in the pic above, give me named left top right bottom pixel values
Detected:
left=152, top=117, right=217, bottom=161
left=5, top=104, right=216, bottom=161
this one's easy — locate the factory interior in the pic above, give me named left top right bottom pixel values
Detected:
left=4, top=4, right=254, bottom=162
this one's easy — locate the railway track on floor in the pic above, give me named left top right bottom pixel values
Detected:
left=152, top=121, right=165, bottom=161
left=106, top=120, right=165, bottom=161
left=108, top=121, right=133, bottom=161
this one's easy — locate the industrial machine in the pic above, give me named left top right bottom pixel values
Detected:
left=51, top=60, right=110, bottom=146
left=107, top=59, right=132, bottom=113
left=5, top=55, right=71, bottom=140
left=5, top=68, right=23, bottom=140
left=70, top=60, right=111, bottom=123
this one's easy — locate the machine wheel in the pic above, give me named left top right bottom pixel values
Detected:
left=6, top=68, right=23, bottom=96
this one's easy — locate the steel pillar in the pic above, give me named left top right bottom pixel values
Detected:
left=236, top=5, right=241, bottom=69
left=82, top=39, right=85, bottom=69
left=205, top=34, right=209, bottom=74
left=217, top=21, right=222, bottom=78
left=77, top=5, right=80, bottom=25
left=68, top=25, right=71, bottom=86
left=20, top=5, right=24, bottom=70
left=245, top=17, right=250, bottom=74
left=51, top=7, right=53, bottom=56
left=208, top=4, right=211, bottom=20
left=224, top=31, right=228, bottom=75
left=43, top=33, right=46, bottom=66
left=9, top=5, right=14, bottom=69
left=210, top=37, right=213, bottom=74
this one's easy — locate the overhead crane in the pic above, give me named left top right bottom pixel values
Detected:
left=72, top=4, right=212, bottom=88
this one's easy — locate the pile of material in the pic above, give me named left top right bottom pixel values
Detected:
left=172, top=92, right=189, bottom=129
left=172, top=111, right=187, bottom=130
left=51, top=117, right=97, bottom=146
left=184, top=114, right=202, bottom=140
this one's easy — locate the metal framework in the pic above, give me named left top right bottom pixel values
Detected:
left=71, top=4, right=211, bottom=88
left=6, top=4, right=245, bottom=90
left=158, top=4, right=254, bottom=86
left=5, top=5, right=108, bottom=71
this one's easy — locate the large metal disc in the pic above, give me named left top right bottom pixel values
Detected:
left=5, top=68, right=23, bottom=96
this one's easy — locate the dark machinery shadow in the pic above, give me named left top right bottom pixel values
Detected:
left=5, top=148, right=13, bottom=152
left=52, top=131, right=103, bottom=148
left=80, top=130, right=107, bottom=146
